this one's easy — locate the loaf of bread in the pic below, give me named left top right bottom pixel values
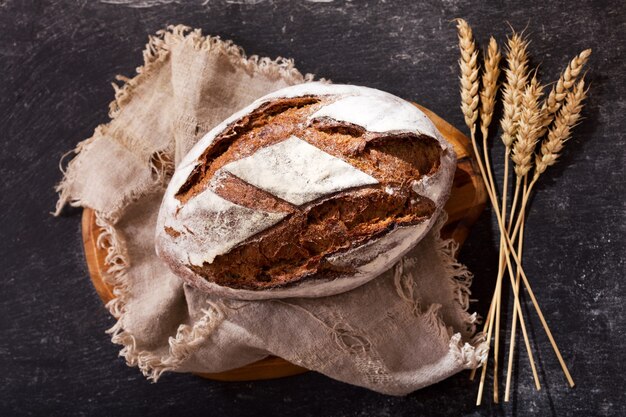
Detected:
left=155, top=83, right=456, bottom=299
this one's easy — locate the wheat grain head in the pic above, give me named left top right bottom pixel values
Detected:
left=538, top=49, right=592, bottom=136
left=500, top=32, right=530, bottom=148
left=480, top=37, right=502, bottom=136
left=512, top=75, right=543, bottom=177
left=535, top=78, right=587, bottom=178
left=457, top=19, right=480, bottom=132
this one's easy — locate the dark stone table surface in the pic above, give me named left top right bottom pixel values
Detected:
left=1, top=1, right=624, bottom=416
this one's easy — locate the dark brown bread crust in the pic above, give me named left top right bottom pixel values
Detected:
left=192, top=186, right=435, bottom=290
left=172, top=96, right=443, bottom=290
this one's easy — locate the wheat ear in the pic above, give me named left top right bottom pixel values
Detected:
left=480, top=37, right=501, bottom=138
left=507, top=74, right=543, bottom=228
left=539, top=49, right=592, bottom=134
left=458, top=19, right=480, bottom=131
left=512, top=75, right=544, bottom=177
left=509, top=75, right=589, bottom=242
left=535, top=78, right=588, bottom=178
left=500, top=33, right=530, bottom=148
left=497, top=31, right=530, bottom=233
left=479, top=36, right=502, bottom=217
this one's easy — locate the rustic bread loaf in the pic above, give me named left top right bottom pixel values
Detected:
left=155, top=83, right=456, bottom=299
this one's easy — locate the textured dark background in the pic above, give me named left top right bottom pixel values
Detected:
left=1, top=0, right=624, bottom=416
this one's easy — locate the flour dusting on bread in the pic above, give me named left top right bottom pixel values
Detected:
left=155, top=83, right=456, bottom=299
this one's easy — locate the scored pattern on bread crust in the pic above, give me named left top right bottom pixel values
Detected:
left=164, top=188, right=287, bottom=266
left=222, top=135, right=379, bottom=206
left=308, top=94, right=436, bottom=134
left=155, top=83, right=456, bottom=297
left=190, top=185, right=435, bottom=289
left=173, top=96, right=323, bottom=205
left=209, top=171, right=296, bottom=214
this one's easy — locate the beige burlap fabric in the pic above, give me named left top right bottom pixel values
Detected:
left=55, top=25, right=487, bottom=396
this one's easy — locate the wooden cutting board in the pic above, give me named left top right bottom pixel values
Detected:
left=81, top=103, right=487, bottom=381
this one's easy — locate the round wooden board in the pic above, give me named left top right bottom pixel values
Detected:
left=82, top=103, right=487, bottom=381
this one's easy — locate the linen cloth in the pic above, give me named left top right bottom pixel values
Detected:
left=55, top=25, right=486, bottom=396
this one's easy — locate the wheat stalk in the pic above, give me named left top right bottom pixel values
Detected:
left=504, top=78, right=587, bottom=397
left=457, top=22, right=538, bottom=405
left=504, top=74, right=545, bottom=401
left=495, top=31, right=530, bottom=314
left=489, top=31, right=530, bottom=402
left=455, top=21, right=539, bottom=405
left=478, top=37, right=505, bottom=403
left=469, top=38, right=502, bottom=384
left=455, top=20, right=499, bottom=403
left=457, top=22, right=584, bottom=405
left=502, top=81, right=587, bottom=399
left=455, top=19, right=501, bottom=405
left=505, top=175, right=530, bottom=402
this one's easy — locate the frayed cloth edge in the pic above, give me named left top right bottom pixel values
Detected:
left=108, top=24, right=321, bottom=118
left=52, top=23, right=324, bottom=382
left=393, top=211, right=488, bottom=370
left=435, top=212, right=489, bottom=368
left=53, top=23, right=322, bottom=218
left=94, top=211, right=226, bottom=381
